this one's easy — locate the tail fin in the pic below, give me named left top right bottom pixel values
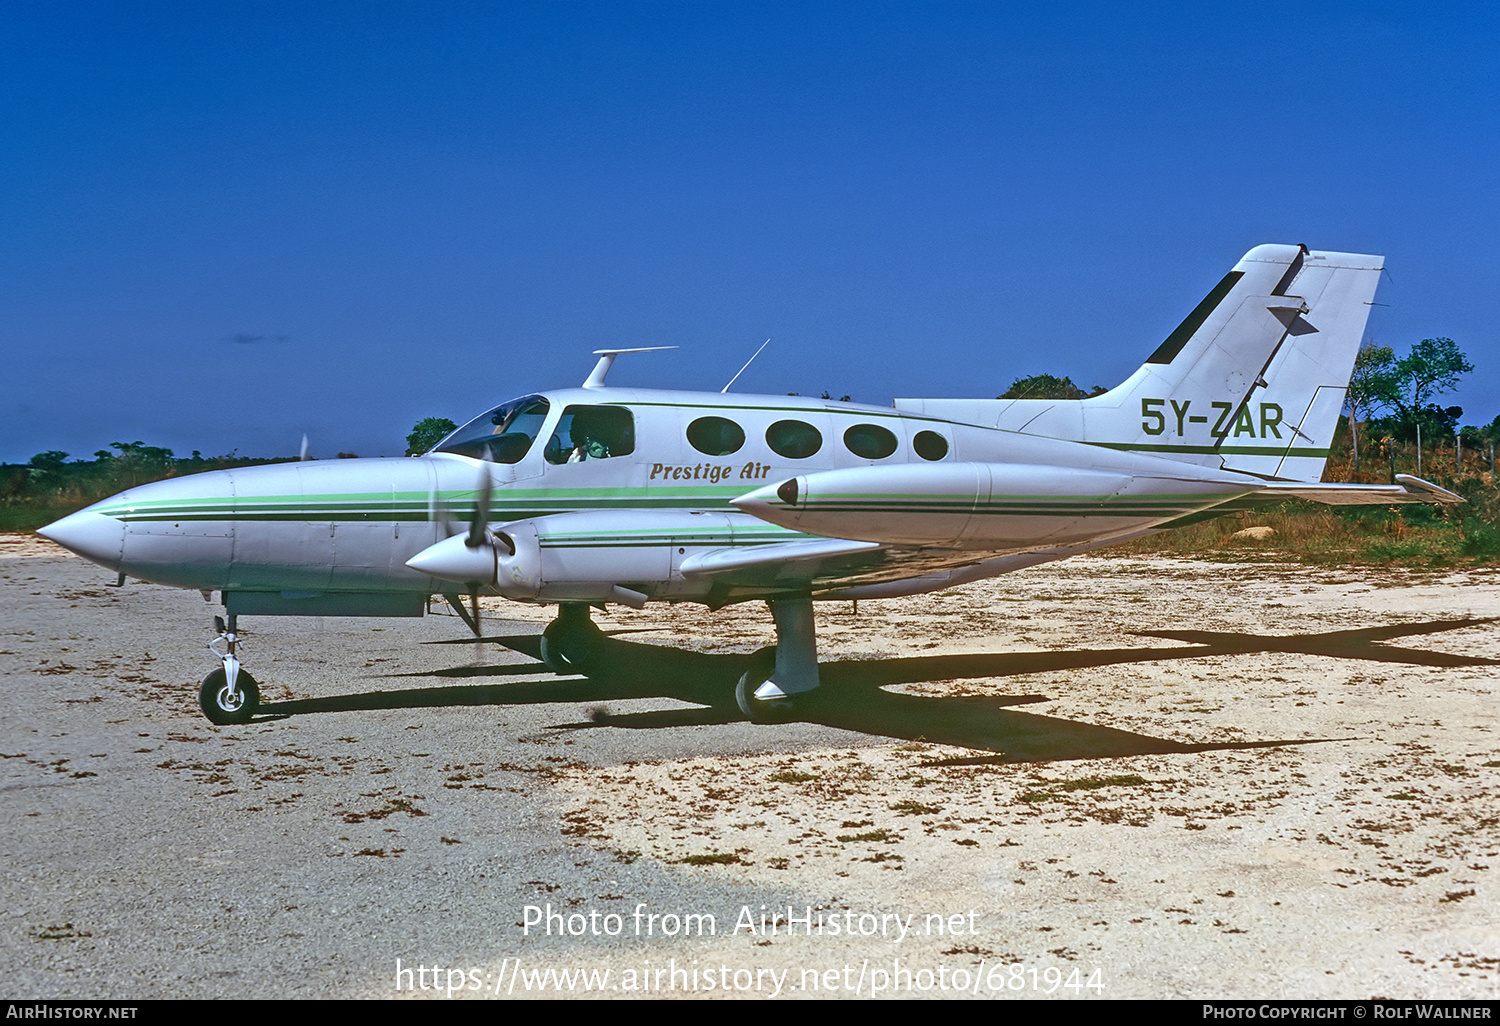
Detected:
left=1212, top=249, right=1383, bottom=480
left=895, top=244, right=1383, bottom=481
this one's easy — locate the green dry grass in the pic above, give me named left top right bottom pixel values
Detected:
left=1119, top=472, right=1500, bottom=567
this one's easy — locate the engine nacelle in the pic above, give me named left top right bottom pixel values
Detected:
left=408, top=510, right=748, bottom=605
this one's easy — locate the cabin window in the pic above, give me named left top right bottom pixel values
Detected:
left=687, top=416, right=745, bottom=456
left=843, top=423, right=898, bottom=460
left=544, top=405, right=636, bottom=465
left=434, top=396, right=551, bottom=463
left=766, top=420, right=822, bottom=460
left=913, top=430, right=949, bottom=461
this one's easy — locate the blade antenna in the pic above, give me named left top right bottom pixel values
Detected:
left=722, top=338, right=771, bottom=393
left=299, top=434, right=311, bottom=461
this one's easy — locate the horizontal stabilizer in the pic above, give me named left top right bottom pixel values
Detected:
left=1257, top=475, right=1462, bottom=505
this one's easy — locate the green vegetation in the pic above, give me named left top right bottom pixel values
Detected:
left=405, top=417, right=457, bottom=456
left=1120, top=467, right=1500, bottom=566
left=1349, top=338, right=1481, bottom=466
left=767, top=769, right=818, bottom=783
left=1, top=443, right=300, bottom=532
left=1017, top=775, right=1148, bottom=803
left=889, top=800, right=942, bottom=815
left=997, top=374, right=1107, bottom=400
left=1058, top=774, right=1147, bottom=791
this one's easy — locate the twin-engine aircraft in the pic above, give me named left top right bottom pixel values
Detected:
left=39, top=244, right=1459, bottom=725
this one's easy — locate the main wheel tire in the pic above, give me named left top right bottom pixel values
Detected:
left=199, top=668, right=260, bottom=725
left=540, top=618, right=602, bottom=675
left=735, top=646, right=795, bottom=723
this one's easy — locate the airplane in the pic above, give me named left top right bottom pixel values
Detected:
left=37, top=243, right=1461, bottom=726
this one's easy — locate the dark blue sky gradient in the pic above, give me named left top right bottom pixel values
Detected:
left=4, top=1, right=1496, bottom=462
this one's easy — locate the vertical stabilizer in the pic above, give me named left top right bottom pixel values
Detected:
left=895, top=244, right=1383, bottom=481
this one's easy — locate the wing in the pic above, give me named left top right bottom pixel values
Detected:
left=674, top=515, right=1145, bottom=604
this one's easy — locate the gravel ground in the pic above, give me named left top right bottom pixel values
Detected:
left=1, top=534, right=1496, bottom=1000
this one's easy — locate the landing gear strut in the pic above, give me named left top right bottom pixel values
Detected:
left=736, top=594, right=820, bottom=723
left=540, top=603, right=603, bottom=675
left=200, top=614, right=260, bottom=725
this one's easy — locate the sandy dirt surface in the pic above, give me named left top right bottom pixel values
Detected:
left=1, top=533, right=1496, bottom=999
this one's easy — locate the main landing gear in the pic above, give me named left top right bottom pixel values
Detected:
left=536, top=596, right=823, bottom=724
left=200, top=614, right=259, bottom=725
left=735, top=594, right=820, bottom=724
left=540, top=603, right=604, bottom=675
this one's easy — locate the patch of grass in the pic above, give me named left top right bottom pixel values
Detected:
left=767, top=770, right=817, bottom=784
left=837, top=829, right=895, bottom=843
left=0, top=507, right=83, bottom=532
left=1059, top=774, right=1148, bottom=791
left=30, top=922, right=91, bottom=941
left=1460, top=515, right=1500, bottom=558
left=1361, top=539, right=1440, bottom=562
left=677, top=852, right=744, bottom=866
left=1110, top=481, right=1500, bottom=567
left=890, top=800, right=942, bottom=816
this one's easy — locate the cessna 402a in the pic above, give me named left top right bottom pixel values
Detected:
left=39, top=244, right=1459, bottom=725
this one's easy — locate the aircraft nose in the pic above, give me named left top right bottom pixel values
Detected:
left=36, top=509, right=127, bottom=570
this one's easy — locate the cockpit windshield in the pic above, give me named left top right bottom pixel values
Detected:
left=431, top=396, right=551, bottom=463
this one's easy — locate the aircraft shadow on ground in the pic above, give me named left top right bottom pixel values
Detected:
left=255, top=617, right=1496, bottom=764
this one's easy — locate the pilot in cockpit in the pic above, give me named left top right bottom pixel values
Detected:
left=567, top=409, right=612, bottom=462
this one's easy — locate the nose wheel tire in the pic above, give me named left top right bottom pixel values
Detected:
left=735, top=647, right=796, bottom=723
left=199, top=668, right=260, bottom=725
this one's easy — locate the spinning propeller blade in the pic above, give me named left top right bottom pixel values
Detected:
left=466, top=455, right=493, bottom=550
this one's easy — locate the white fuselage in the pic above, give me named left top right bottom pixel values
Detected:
left=41, top=385, right=1262, bottom=614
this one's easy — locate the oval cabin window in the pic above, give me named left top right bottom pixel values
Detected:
left=913, top=430, right=949, bottom=461
left=686, top=416, right=746, bottom=456
left=765, top=420, right=823, bottom=460
left=843, top=423, right=898, bottom=460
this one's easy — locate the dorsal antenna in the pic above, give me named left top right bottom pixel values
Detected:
left=582, top=347, right=676, bottom=389
left=722, top=338, right=771, bottom=393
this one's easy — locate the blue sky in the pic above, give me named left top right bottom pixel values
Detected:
left=3, top=1, right=1496, bottom=463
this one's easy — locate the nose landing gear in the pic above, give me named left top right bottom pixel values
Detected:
left=200, top=614, right=260, bottom=725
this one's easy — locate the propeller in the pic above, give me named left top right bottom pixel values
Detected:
left=409, top=456, right=539, bottom=631
left=456, top=454, right=516, bottom=643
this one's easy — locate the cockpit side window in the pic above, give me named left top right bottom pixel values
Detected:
left=433, top=396, right=551, bottom=463
left=544, top=405, right=636, bottom=465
